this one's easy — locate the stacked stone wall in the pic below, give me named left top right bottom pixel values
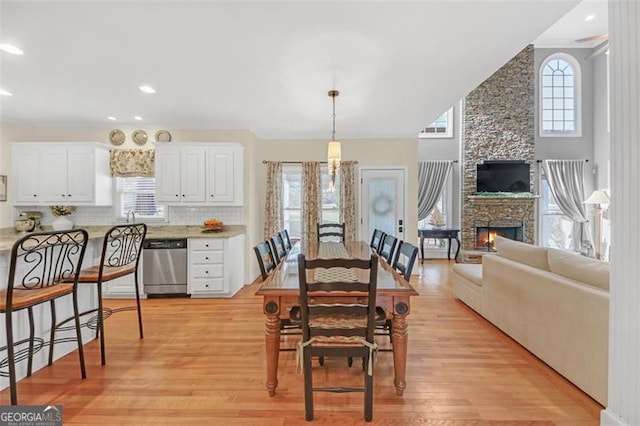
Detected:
left=462, top=45, right=535, bottom=250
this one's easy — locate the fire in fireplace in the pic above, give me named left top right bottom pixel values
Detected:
left=475, top=222, right=524, bottom=251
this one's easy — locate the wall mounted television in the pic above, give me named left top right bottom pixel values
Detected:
left=476, top=160, right=530, bottom=193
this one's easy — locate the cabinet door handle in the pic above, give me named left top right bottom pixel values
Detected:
left=68, top=194, right=72, bottom=197
left=33, top=194, right=37, bottom=197
left=175, top=194, right=179, bottom=197
left=205, top=244, right=209, bottom=248
left=182, top=194, right=185, bottom=197
left=205, top=257, right=209, bottom=260
left=205, top=284, right=209, bottom=288
left=210, top=194, right=214, bottom=197
left=61, top=194, right=66, bottom=197
left=205, top=270, right=209, bottom=274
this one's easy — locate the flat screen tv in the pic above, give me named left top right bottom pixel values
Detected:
left=476, top=161, right=530, bottom=193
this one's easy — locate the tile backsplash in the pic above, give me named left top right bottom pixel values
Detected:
left=14, top=205, right=245, bottom=227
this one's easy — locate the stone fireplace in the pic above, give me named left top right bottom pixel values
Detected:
left=461, top=45, right=536, bottom=253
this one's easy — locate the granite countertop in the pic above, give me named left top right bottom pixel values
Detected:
left=0, top=224, right=246, bottom=253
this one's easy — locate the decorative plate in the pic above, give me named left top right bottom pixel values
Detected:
left=132, top=129, right=148, bottom=145
left=155, top=130, right=172, bottom=142
left=109, top=129, right=125, bottom=146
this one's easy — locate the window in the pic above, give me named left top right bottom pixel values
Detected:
left=540, top=53, right=581, bottom=137
left=114, top=177, right=166, bottom=220
left=418, top=172, right=453, bottom=250
left=539, top=172, right=573, bottom=249
left=282, top=165, right=341, bottom=239
left=419, top=107, right=453, bottom=138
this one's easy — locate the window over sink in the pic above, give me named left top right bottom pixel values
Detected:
left=114, top=177, right=166, bottom=221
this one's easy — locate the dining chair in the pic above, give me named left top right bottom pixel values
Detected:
left=254, top=241, right=276, bottom=281
left=280, top=230, right=292, bottom=252
left=58, top=224, right=147, bottom=366
left=379, top=234, right=398, bottom=264
left=297, top=253, right=379, bottom=422
left=369, top=229, right=386, bottom=254
left=392, top=241, right=419, bottom=282
left=269, top=233, right=287, bottom=263
left=375, top=240, right=419, bottom=346
left=316, top=222, right=345, bottom=242
left=1, top=229, right=89, bottom=405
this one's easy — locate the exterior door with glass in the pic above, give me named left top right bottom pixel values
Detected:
left=360, top=168, right=405, bottom=242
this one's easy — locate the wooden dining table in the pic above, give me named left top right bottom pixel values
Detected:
left=255, top=240, right=419, bottom=397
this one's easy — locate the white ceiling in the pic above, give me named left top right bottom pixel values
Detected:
left=0, top=0, right=600, bottom=140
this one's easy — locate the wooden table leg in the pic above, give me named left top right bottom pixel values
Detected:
left=391, top=302, right=410, bottom=396
left=264, top=301, right=281, bottom=396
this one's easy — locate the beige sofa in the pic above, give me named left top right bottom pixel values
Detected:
left=453, top=236, right=609, bottom=406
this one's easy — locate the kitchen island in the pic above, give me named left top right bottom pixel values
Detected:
left=0, top=224, right=245, bottom=394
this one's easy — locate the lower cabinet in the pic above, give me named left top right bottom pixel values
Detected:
left=188, top=234, right=245, bottom=297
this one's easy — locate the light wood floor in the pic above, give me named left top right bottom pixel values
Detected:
left=1, top=261, right=602, bottom=424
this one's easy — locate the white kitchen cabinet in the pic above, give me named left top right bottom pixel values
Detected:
left=155, top=145, right=207, bottom=204
left=11, top=145, right=42, bottom=204
left=155, top=142, right=244, bottom=206
left=11, top=142, right=112, bottom=206
left=207, top=146, right=243, bottom=205
left=188, top=234, right=245, bottom=297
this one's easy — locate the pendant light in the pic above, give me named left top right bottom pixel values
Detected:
left=327, top=90, right=341, bottom=189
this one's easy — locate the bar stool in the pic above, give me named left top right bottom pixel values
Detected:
left=65, top=223, right=147, bottom=365
left=1, top=229, right=89, bottom=405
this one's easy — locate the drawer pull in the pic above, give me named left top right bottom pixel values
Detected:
left=205, top=257, right=209, bottom=260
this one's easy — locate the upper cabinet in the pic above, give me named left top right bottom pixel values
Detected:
left=155, top=145, right=207, bottom=204
left=155, top=143, right=244, bottom=206
left=11, top=142, right=112, bottom=206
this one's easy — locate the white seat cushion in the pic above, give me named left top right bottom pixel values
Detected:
left=453, top=263, right=483, bottom=286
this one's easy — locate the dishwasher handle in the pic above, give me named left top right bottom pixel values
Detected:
left=144, top=239, right=187, bottom=249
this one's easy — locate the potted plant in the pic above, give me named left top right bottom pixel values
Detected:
left=50, top=205, right=76, bottom=230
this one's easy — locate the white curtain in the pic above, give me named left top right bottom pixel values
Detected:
left=418, top=161, right=453, bottom=221
left=301, top=162, right=321, bottom=243
left=542, top=159, right=593, bottom=255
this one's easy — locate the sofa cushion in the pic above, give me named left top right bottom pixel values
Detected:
left=494, top=236, right=550, bottom=271
left=453, top=263, right=483, bottom=286
left=547, top=248, right=610, bottom=291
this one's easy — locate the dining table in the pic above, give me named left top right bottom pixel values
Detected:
left=255, top=240, right=419, bottom=397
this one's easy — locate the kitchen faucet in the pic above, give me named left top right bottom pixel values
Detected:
left=126, top=210, right=136, bottom=223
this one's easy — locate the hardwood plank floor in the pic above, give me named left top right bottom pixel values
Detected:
left=0, top=261, right=602, bottom=424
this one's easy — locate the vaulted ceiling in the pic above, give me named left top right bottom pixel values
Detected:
left=0, top=1, right=585, bottom=139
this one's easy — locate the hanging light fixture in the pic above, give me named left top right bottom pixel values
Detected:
left=327, top=89, right=341, bottom=189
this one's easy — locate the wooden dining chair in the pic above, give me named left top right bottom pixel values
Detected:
left=280, top=230, right=292, bottom=252
left=269, top=233, right=287, bottom=263
left=379, top=234, right=398, bottom=264
left=375, top=240, right=419, bottom=346
left=59, top=224, right=147, bottom=366
left=369, top=229, right=386, bottom=254
left=392, top=241, right=419, bottom=282
left=316, top=222, right=345, bottom=242
left=297, top=253, right=379, bottom=422
left=254, top=241, right=276, bottom=281
left=1, top=229, right=89, bottom=405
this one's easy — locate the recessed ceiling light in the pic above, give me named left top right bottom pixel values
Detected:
left=107, top=116, right=117, bottom=121
left=0, top=88, right=13, bottom=96
left=585, top=14, right=595, bottom=22
left=0, top=44, right=24, bottom=55
left=139, top=85, right=156, bottom=94
left=134, top=116, right=143, bottom=121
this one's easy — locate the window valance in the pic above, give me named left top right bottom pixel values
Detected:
left=110, top=149, right=155, bottom=177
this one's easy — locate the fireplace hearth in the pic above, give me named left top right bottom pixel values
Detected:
left=475, top=222, right=524, bottom=251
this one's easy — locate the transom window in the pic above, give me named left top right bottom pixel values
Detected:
left=419, top=108, right=453, bottom=138
left=540, top=53, right=581, bottom=137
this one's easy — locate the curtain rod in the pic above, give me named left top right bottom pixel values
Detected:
left=262, top=160, right=358, bottom=164
left=536, top=159, right=589, bottom=163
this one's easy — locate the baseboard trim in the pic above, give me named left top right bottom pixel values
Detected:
left=601, top=408, right=629, bottom=426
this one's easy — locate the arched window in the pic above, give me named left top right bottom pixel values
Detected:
left=540, top=53, right=581, bottom=137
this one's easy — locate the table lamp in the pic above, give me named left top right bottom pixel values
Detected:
left=583, top=190, right=610, bottom=260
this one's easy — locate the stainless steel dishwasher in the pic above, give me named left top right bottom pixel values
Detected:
left=142, top=238, right=188, bottom=297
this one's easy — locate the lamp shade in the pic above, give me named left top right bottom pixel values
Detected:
left=327, top=140, right=341, bottom=161
left=583, top=190, right=610, bottom=205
